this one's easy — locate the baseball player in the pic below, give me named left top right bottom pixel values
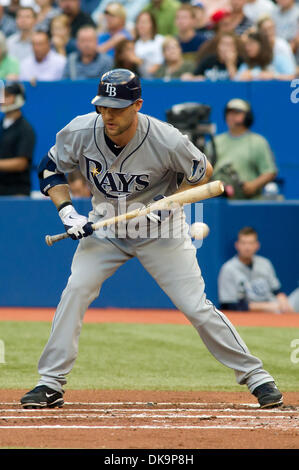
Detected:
left=218, top=226, right=299, bottom=313
left=21, top=69, right=282, bottom=409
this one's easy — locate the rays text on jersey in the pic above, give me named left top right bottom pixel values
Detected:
left=84, top=156, right=150, bottom=198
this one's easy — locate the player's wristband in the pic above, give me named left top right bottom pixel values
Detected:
left=57, top=200, right=73, bottom=212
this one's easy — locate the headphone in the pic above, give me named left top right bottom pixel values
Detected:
left=1, top=82, right=26, bottom=113
left=224, top=98, right=254, bottom=128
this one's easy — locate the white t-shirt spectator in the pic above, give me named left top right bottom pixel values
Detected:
left=20, top=50, right=66, bottom=81
left=135, top=34, right=164, bottom=78
left=272, top=4, right=299, bottom=42
left=273, top=36, right=297, bottom=74
left=244, top=0, right=278, bottom=23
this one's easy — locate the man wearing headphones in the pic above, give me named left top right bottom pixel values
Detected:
left=207, top=98, right=277, bottom=199
left=0, top=82, right=35, bottom=196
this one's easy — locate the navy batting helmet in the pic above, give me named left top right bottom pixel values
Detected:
left=91, top=69, right=142, bottom=109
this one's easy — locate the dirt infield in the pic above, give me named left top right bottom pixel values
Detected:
left=0, top=390, right=299, bottom=449
left=0, top=308, right=298, bottom=449
left=1, top=307, right=299, bottom=327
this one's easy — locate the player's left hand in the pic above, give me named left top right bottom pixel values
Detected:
left=147, top=194, right=171, bottom=223
left=58, top=204, right=93, bottom=240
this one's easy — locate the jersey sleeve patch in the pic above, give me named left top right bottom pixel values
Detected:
left=186, top=157, right=206, bottom=184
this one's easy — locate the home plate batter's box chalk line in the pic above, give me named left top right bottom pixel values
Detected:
left=0, top=426, right=271, bottom=430
left=0, top=401, right=298, bottom=431
left=0, top=401, right=298, bottom=412
left=0, top=414, right=298, bottom=420
left=0, top=425, right=298, bottom=430
left=0, top=401, right=261, bottom=407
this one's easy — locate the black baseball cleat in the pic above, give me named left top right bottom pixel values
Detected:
left=20, top=385, right=64, bottom=409
left=252, top=381, right=283, bottom=409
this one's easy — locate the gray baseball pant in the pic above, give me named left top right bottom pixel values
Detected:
left=37, top=232, right=275, bottom=393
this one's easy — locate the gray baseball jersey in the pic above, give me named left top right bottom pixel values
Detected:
left=218, top=255, right=281, bottom=304
left=49, top=111, right=206, bottom=216
left=36, top=111, right=276, bottom=395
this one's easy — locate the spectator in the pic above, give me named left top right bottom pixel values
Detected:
left=194, top=9, right=238, bottom=66
left=4, top=0, right=21, bottom=19
left=0, top=32, right=19, bottom=79
left=142, top=0, right=181, bottom=36
left=199, top=0, right=230, bottom=18
left=20, top=30, right=66, bottom=82
left=154, top=35, right=195, bottom=79
left=34, top=0, right=60, bottom=33
left=272, top=0, right=299, bottom=44
left=68, top=169, right=91, bottom=197
left=58, top=0, right=96, bottom=39
left=175, top=3, right=206, bottom=63
left=7, top=7, right=36, bottom=64
left=243, top=0, right=278, bottom=23
left=191, top=0, right=214, bottom=41
left=134, top=10, right=164, bottom=77
left=229, top=0, right=253, bottom=36
left=218, top=226, right=299, bottom=313
left=92, top=0, right=149, bottom=32
left=62, top=25, right=113, bottom=79
left=235, top=30, right=275, bottom=80
left=97, top=2, right=132, bottom=58
left=210, top=8, right=235, bottom=35
left=4, top=2, right=41, bottom=18
left=50, top=14, right=77, bottom=56
left=257, top=15, right=297, bottom=76
left=0, top=4, right=17, bottom=37
left=0, top=82, right=35, bottom=196
left=4, top=0, right=37, bottom=15
left=113, top=38, right=141, bottom=74
left=182, top=31, right=243, bottom=81
left=206, top=98, right=277, bottom=199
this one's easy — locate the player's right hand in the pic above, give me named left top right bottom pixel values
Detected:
left=58, top=204, right=93, bottom=240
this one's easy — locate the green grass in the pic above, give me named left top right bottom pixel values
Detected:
left=0, top=321, right=298, bottom=391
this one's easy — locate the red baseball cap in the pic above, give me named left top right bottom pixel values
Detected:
left=211, top=9, right=231, bottom=24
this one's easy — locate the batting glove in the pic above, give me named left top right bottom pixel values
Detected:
left=58, top=204, right=93, bottom=240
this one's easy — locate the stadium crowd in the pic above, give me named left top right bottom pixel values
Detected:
left=0, top=0, right=298, bottom=82
left=0, top=0, right=298, bottom=199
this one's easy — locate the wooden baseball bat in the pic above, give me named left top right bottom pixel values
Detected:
left=45, top=180, right=224, bottom=246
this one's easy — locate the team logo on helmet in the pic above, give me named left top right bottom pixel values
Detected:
left=105, top=83, right=117, bottom=97
left=91, top=68, right=142, bottom=109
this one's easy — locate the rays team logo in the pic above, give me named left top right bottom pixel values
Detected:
left=84, top=156, right=150, bottom=198
left=105, top=83, right=117, bottom=97
left=186, top=159, right=205, bottom=183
